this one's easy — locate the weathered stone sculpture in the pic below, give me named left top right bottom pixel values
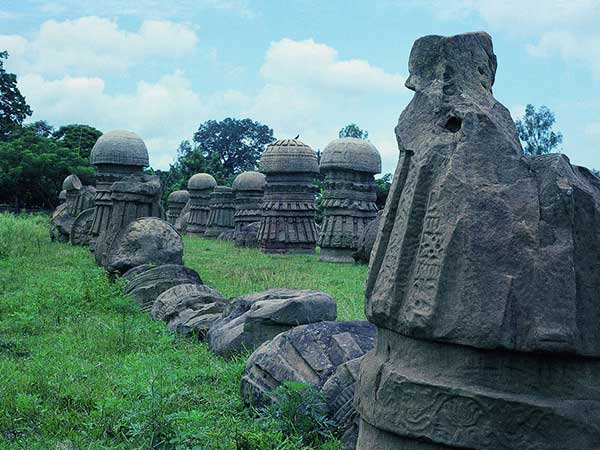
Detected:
left=105, top=217, right=184, bottom=275
left=232, top=171, right=266, bottom=246
left=258, top=139, right=319, bottom=254
left=186, top=173, right=217, bottom=236
left=208, top=288, right=337, bottom=357
left=241, top=321, right=375, bottom=408
left=50, top=174, right=95, bottom=241
left=89, top=130, right=149, bottom=250
left=204, top=186, right=235, bottom=238
left=166, top=190, right=190, bottom=225
left=63, top=174, right=82, bottom=215
left=318, top=138, right=381, bottom=262
left=352, top=212, right=382, bottom=264
left=175, top=200, right=191, bottom=233
left=58, top=190, right=66, bottom=204
left=355, top=32, right=600, bottom=450
left=151, top=283, right=227, bottom=338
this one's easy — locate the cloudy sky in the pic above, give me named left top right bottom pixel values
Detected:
left=1, top=0, right=599, bottom=173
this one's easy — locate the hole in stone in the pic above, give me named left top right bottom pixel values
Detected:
left=445, top=116, right=462, bottom=133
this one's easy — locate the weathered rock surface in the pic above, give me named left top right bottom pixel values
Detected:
left=70, top=207, right=96, bottom=246
left=166, top=190, right=190, bottom=226
left=258, top=139, right=319, bottom=254
left=124, top=264, right=202, bottom=312
left=151, top=283, right=227, bottom=338
left=235, top=221, right=261, bottom=248
left=105, top=217, right=184, bottom=274
left=204, top=186, right=235, bottom=238
left=49, top=203, right=70, bottom=241
left=318, top=138, right=381, bottom=263
left=217, top=229, right=235, bottom=241
left=175, top=200, right=191, bottom=233
left=240, top=320, right=375, bottom=408
left=356, top=32, right=600, bottom=450
left=321, top=357, right=363, bottom=449
left=352, top=212, right=381, bottom=264
left=208, top=288, right=337, bottom=357
left=186, top=173, right=217, bottom=235
left=232, top=171, right=265, bottom=246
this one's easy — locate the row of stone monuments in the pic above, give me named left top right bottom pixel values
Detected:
left=163, top=136, right=382, bottom=263
left=47, top=30, right=600, bottom=450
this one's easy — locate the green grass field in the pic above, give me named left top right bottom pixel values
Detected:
left=0, top=213, right=367, bottom=449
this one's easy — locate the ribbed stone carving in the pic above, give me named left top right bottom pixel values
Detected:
left=186, top=173, right=217, bottom=236
left=232, top=171, right=265, bottom=247
left=89, top=130, right=149, bottom=250
left=50, top=174, right=96, bottom=242
left=318, top=138, right=381, bottom=263
left=166, top=190, right=190, bottom=225
left=204, top=186, right=235, bottom=238
left=258, top=139, right=319, bottom=254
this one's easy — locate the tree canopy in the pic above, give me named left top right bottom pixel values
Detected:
left=339, top=123, right=368, bottom=140
left=53, top=124, right=103, bottom=159
left=193, top=118, right=274, bottom=183
left=0, top=51, right=32, bottom=141
left=515, top=104, right=563, bottom=156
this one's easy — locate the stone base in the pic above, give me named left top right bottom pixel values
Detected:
left=357, top=420, right=459, bottom=450
left=260, top=244, right=315, bottom=255
left=355, top=329, right=600, bottom=450
left=319, top=247, right=355, bottom=263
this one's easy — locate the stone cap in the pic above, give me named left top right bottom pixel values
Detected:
left=188, top=173, right=217, bottom=191
left=62, top=174, right=82, bottom=191
left=320, top=138, right=382, bottom=174
left=167, top=190, right=190, bottom=203
left=232, top=171, right=266, bottom=191
left=58, top=190, right=66, bottom=201
left=90, top=130, right=149, bottom=167
left=259, top=139, right=319, bottom=174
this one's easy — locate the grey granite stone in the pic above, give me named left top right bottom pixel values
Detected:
left=204, top=186, right=235, bottom=238
left=186, top=173, right=217, bottom=236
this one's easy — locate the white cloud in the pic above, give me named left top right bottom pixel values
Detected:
left=0, top=16, right=198, bottom=76
left=585, top=122, right=600, bottom=136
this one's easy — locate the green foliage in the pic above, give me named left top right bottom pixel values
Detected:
left=338, top=123, right=368, bottom=140
left=0, top=51, right=32, bottom=141
left=0, top=128, right=94, bottom=210
left=24, top=120, right=54, bottom=138
left=192, top=118, right=275, bottom=184
left=375, top=173, right=392, bottom=209
left=52, top=124, right=103, bottom=160
left=515, top=104, right=563, bottom=156
left=0, top=214, right=358, bottom=449
left=257, top=382, right=336, bottom=446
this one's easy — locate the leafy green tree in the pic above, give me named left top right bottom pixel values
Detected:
left=52, top=124, right=102, bottom=159
left=193, top=118, right=274, bottom=184
left=339, top=123, right=368, bottom=140
left=24, top=120, right=54, bottom=138
left=515, top=104, right=563, bottom=156
left=0, top=51, right=32, bottom=140
left=375, top=173, right=392, bottom=209
left=0, top=128, right=93, bottom=211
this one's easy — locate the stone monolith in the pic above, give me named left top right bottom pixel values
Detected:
left=318, top=138, right=381, bottom=263
left=355, top=32, right=600, bottom=450
left=232, top=171, right=266, bottom=246
left=166, top=190, right=190, bottom=226
left=186, top=173, right=217, bottom=236
left=258, top=139, right=319, bottom=254
left=204, top=186, right=235, bottom=238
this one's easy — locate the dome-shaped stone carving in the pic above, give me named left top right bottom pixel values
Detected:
left=166, top=190, right=190, bottom=225
left=62, top=174, right=82, bottom=191
left=232, top=171, right=266, bottom=192
left=259, top=139, right=319, bottom=174
left=90, top=130, right=149, bottom=167
left=188, top=173, right=217, bottom=191
left=320, top=138, right=382, bottom=174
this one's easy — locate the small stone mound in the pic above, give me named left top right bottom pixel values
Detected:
left=235, top=221, right=261, bottom=248
left=207, top=288, right=337, bottom=357
left=240, top=320, right=375, bottom=408
left=106, top=217, right=184, bottom=275
left=70, top=207, right=95, bottom=246
left=151, top=283, right=227, bottom=338
left=320, top=357, right=363, bottom=449
left=352, top=212, right=381, bottom=264
left=124, top=264, right=202, bottom=312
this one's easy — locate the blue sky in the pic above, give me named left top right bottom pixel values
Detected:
left=1, top=0, right=599, bottom=173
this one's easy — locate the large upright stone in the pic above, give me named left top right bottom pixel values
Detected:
left=204, top=186, right=235, bottom=238
left=186, top=173, right=217, bottom=236
left=355, top=32, right=600, bottom=450
left=318, top=138, right=381, bottom=263
left=50, top=174, right=95, bottom=241
left=258, top=139, right=319, bottom=254
left=63, top=174, right=82, bottom=216
left=166, top=190, right=190, bottom=226
left=232, top=171, right=265, bottom=247
left=88, top=130, right=149, bottom=250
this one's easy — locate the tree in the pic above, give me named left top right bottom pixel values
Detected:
left=515, top=104, right=563, bottom=156
left=193, top=118, right=274, bottom=184
left=0, top=128, right=94, bottom=211
left=339, top=123, right=368, bottom=140
left=52, top=124, right=102, bottom=159
left=375, top=173, right=392, bottom=209
left=0, top=51, right=32, bottom=140
left=24, top=120, right=54, bottom=138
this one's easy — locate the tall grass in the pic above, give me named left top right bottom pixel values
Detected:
left=0, top=213, right=365, bottom=449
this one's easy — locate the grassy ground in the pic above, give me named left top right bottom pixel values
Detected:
left=0, top=213, right=367, bottom=450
